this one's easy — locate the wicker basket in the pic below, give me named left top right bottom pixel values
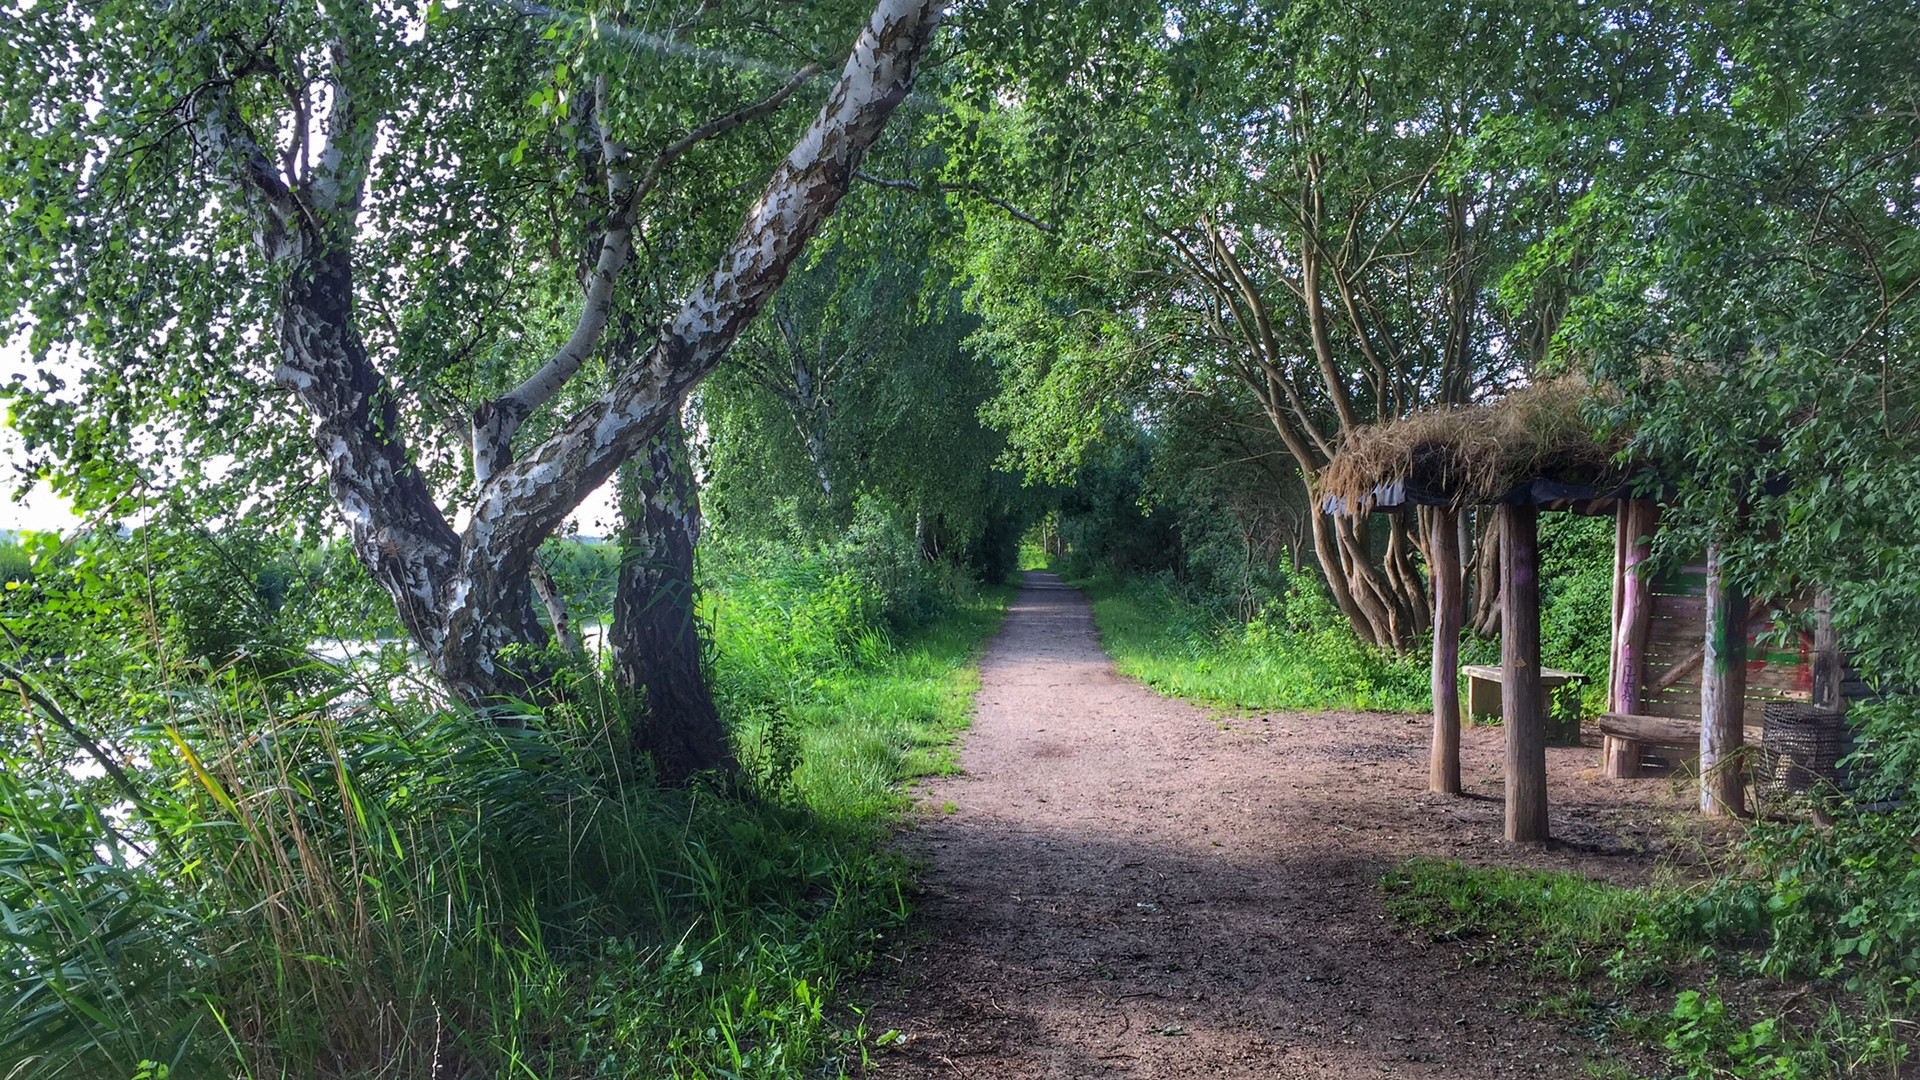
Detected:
left=1756, top=703, right=1847, bottom=801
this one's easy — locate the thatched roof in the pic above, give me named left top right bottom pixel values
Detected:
left=1319, top=379, right=1634, bottom=513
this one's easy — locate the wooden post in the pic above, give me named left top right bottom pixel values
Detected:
left=1429, top=505, right=1463, bottom=795
left=1500, top=502, right=1548, bottom=842
left=1605, top=500, right=1656, bottom=778
left=1812, top=589, right=1847, bottom=715
left=1700, top=543, right=1749, bottom=816
left=1608, top=505, right=1624, bottom=705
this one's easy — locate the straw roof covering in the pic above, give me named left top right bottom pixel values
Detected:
left=1319, top=378, right=1631, bottom=512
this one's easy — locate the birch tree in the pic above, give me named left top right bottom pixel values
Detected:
left=2, top=0, right=945, bottom=707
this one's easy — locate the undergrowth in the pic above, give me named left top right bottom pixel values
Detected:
left=1078, top=571, right=1431, bottom=712
left=0, top=526, right=1010, bottom=1079
left=1060, top=510, right=1615, bottom=721
left=1383, top=803, right=1920, bottom=1080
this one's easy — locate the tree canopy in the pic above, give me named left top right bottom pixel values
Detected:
left=3, top=0, right=946, bottom=700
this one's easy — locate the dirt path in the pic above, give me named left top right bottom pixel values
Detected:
left=861, top=572, right=1695, bottom=1078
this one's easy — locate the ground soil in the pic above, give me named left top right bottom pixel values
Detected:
left=859, top=572, right=1718, bottom=1079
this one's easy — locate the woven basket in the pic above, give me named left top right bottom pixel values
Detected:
left=1757, top=703, right=1847, bottom=800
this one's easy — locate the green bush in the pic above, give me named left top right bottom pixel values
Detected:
left=1538, top=513, right=1615, bottom=713
left=543, top=535, right=622, bottom=623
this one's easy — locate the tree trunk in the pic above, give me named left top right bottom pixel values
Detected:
left=1309, top=508, right=1376, bottom=643
left=1500, top=503, right=1548, bottom=843
left=1388, top=509, right=1431, bottom=637
left=1470, top=508, right=1502, bottom=637
left=803, top=423, right=833, bottom=500
left=230, top=0, right=946, bottom=710
left=1609, top=500, right=1655, bottom=714
left=1260, top=405, right=1422, bottom=649
left=612, top=412, right=734, bottom=784
left=1303, top=506, right=1429, bottom=652
left=530, top=554, right=581, bottom=656
left=1429, top=505, right=1463, bottom=795
left=1700, top=543, right=1748, bottom=817
left=267, top=232, right=552, bottom=702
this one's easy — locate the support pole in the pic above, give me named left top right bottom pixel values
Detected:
left=1700, top=542, right=1749, bottom=816
left=1812, top=589, right=1847, bottom=715
left=1605, top=500, right=1656, bottom=778
left=1429, top=505, right=1463, bottom=795
left=1500, top=503, right=1548, bottom=842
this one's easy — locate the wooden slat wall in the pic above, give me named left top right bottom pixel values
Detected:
left=1638, top=563, right=1814, bottom=725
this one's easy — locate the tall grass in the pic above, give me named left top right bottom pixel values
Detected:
left=1081, top=572, right=1431, bottom=713
left=1, top=536, right=1010, bottom=1079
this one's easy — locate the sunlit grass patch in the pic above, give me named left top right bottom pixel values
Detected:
left=1083, top=575, right=1429, bottom=713
left=1381, top=858, right=1664, bottom=982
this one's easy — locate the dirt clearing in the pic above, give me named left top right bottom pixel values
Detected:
left=860, top=572, right=1701, bottom=1078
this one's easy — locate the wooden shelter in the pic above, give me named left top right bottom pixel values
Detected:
left=1320, top=380, right=1844, bottom=840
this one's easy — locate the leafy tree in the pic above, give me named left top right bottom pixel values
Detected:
left=728, top=233, right=922, bottom=508
left=1, top=0, right=946, bottom=732
left=952, top=0, right=1685, bottom=648
left=700, top=200, right=1034, bottom=575
left=1564, top=0, right=1920, bottom=756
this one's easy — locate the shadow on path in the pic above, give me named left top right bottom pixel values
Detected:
left=859, top=572, right=1687, bottom=1079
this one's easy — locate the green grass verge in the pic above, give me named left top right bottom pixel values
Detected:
left=1381, top=858, right=1914, bottom=1079
left=0, top=586, right=1013, bottom=1080
left=785, top=586, right=1011, bottom=820
left=634, top=583, right=1015, bottom=1078
left=1078, top=574, right=1429, bottom=712
left=1382, top=857, right=1669, bottom=983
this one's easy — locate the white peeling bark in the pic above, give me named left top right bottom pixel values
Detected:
left=440, top=0, right=944, bottom=689
left=474, top=63, right=826, bottom=484
left=246, top=0, right=943, bottom=703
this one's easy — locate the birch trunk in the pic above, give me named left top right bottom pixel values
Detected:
left=238, top=0, right=944, bottom=708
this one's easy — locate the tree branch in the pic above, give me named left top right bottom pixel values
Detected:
left=308, top=1, right=379, bottom=215
left=478, top=62, right=827, bottom=482
left=631, top=62, right=823, bottom=207
left=854, top=170, right=1056, bottom=232
left=450, top=0, right=945, bottom=676
left=190, top=83, right=300, bottom=227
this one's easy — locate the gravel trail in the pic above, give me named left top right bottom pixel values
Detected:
left=860, top=572, right=1692, bottom=1079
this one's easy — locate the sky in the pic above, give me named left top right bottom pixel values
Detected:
left=0, top=337, right=75, bottom=534
left=0, top=461, right=74, bottom=533
left=1, top=341, right=622, bottom=539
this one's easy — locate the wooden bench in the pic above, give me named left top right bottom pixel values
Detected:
left=1463, top=664, right=1589, bottom=745
left=1464, top=664, right=1589, bottom=719
left=1598, top=712, right=1762, bottom=779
